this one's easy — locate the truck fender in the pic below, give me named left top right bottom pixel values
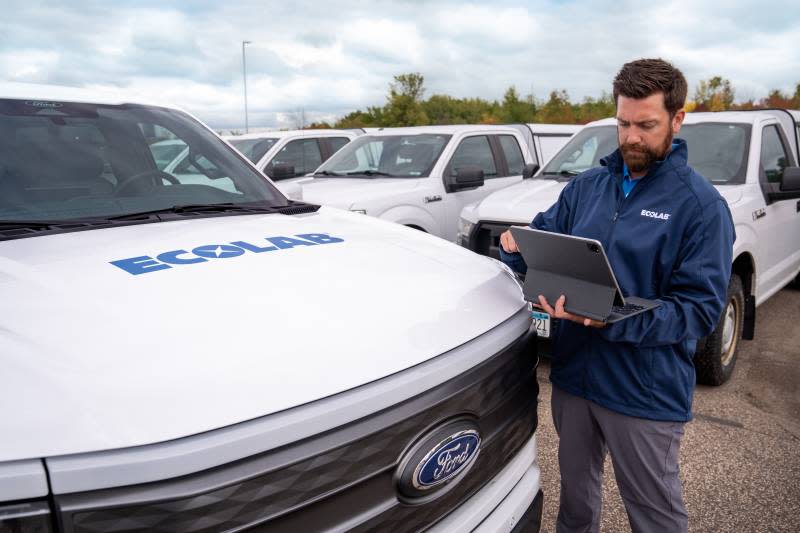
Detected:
left=378, top=205, right=441, bottom=236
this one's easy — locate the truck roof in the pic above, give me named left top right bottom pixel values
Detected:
left=526, top=123, right=582, bottom=134
left=364, top=124, right=537, bottom=136
left=0, top=81, right=175, bottom=109
left=586, top=110, right=798, bottom=127
left=223, top=129, right=358, bottom=141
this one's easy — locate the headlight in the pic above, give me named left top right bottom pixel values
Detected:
left=457, top=218, right=475, bottom=246
left=0, top=501, right=52, bottom=532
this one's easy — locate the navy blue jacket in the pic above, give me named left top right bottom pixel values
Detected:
left=501, top=140, right=735, bottom=422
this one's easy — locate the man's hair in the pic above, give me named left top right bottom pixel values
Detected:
left=613, top=58, right=687, bottom=116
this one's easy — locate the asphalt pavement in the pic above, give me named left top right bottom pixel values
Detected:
left=534, top=285, right=800, bottom=532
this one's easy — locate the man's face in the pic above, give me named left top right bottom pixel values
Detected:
left=616, top=92, right=685, bottom=174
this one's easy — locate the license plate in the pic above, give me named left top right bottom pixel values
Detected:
left=531, top=311, right=550, bottom=339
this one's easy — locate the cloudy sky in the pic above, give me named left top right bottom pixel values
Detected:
left=2, top=0, right=799, bottom=129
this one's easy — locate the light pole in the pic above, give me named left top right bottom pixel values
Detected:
left=242, top=40, right=251, bottom=133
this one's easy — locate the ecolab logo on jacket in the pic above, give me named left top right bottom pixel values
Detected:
left=641, top=209, right=671, bottom=221
left=110, top=233, right=344, bottom=275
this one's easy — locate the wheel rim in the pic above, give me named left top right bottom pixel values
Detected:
left=720, top=299, right=738, bottom=366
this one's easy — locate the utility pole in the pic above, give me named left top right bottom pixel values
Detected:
left=242, top=40, right=251, bottom=133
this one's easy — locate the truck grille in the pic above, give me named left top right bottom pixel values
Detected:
left=55, top=333, right=539, bottom=533
left=466, top=221, right=513, bottom=259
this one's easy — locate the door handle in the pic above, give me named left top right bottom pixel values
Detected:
left=796, top=200, right=800, bottom=213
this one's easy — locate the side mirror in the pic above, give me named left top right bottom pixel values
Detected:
left=522, top=163, right=540, bottom=179
left=270, top=163, right=296, bottom=181
left=780, top=167, right=800, bottom=192
left=447, top=165, right=484, bottom=192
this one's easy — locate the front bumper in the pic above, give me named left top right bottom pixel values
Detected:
left=430, top=434, right=542, bottom=533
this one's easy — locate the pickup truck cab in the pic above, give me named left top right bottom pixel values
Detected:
left=224, top=129, right=361, bottom=181
left=0, top=83, right=544, bottom=532
left=459, top=110, right=800, bottom=385
left=301, top=124, right=577, bottom=241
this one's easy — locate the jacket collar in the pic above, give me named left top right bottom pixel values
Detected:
left=601, top=138, right=688, bottom=182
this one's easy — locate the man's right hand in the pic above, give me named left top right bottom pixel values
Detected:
left=500, top=229, right=519, bottom=253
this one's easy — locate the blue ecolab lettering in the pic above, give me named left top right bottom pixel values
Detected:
left=266, top=236, right=318, bottom=249
left=230, top=240, right=278, bottom=253
left=157, top=250, right=208, bottom=265
left=110, top=256, right=171, bottom=275
left=296, top=233, right=345, bottom=244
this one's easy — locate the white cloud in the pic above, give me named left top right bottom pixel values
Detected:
left=2, top=0, right=799, bottom=129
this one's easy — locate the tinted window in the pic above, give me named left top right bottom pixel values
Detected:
left=681, top=123, right=749, bottom=184
left=498, top=135, right=525, bottom=176
left=329, top=137, right=350, bottom=154
left=449, top=136, right=497, bottom=178
left=0, top=99, right=284, bottom=223
left=269, top=139, right=322, bottom=178
left=760, top=125, right=789, bottom=184
left=229, top=138, right=277, bottom=164
left=317, top=134, right=450, bottom=177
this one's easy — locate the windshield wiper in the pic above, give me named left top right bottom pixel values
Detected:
left=345, top=170, right=396, bottom=177
left=0, top=202, right=322, bottom=241
left=541, top=170, right=581, bottom=179
left=105, top=201, right=319, bottom=220
left=314, top=170, right=343, bottom=176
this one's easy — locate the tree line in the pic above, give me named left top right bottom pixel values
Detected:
left=306, top=73, right=800, bottom=129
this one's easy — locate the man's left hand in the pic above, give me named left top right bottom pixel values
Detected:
left=537, top=294, right=606, bottom=328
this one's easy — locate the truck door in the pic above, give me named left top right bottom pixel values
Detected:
left=442, top=134, right=525, bottom=241
left=756, top=123, right=800, bottom=297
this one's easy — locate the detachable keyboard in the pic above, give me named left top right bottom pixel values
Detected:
left=611, top=303, right=646, bottom=315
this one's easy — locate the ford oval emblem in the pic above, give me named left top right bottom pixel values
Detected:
left=413, top=430, right=481, bottom=489
left=395, top=420, right=482, bottom=502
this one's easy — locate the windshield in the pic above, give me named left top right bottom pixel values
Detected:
left=228, top=137, right=278, bottom=164
left=0, top=99, right=287, bottom=225
left=315, top=134, right=450, bottom=177
left=150, top=140, right=187, bottom=170
left=541, top=123, right=751, bottom=185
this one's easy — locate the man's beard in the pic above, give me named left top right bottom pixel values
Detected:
left=621, top=128, right=673, bottom=174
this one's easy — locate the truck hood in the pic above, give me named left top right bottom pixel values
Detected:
left=301, top=177, right=423, bottom=210
left=475, top=178, right=568, bottom=224
left=0, top=208, right=523, bottom=461
left=474, top=179, right=744, bottom=225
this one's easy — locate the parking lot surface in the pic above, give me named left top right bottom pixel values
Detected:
left=534, top=285, right=800, bottom=532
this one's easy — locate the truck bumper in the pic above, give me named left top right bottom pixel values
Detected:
left=429, top=433, right=542, bottom=532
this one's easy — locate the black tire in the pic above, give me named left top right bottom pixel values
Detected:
left=694, top=274, right=744, bottom=386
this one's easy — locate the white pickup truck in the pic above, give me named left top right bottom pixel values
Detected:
left=459, top=110, right=800, bottom=385
left=0, top=84, right=544, bottom=532
left=224, top=129, right=361, bottom=181
left=301, top=124, right=578, bottom=241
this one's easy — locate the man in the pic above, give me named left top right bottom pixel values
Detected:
left=500, top=58, right=734, bottom=533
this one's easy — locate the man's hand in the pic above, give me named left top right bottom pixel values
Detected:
left=500, top=229, right=518, bottom=253
left=537, top=294, right=606, bottom=328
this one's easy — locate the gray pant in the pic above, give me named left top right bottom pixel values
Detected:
left=551, top=386, right=688, bottom=533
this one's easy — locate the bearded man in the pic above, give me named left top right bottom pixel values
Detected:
left=500, top=58, right=735, bottom=533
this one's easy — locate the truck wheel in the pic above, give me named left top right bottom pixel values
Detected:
left=694, top=274, right=744, bottom=386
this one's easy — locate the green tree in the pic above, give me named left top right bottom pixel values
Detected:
left=694, top=76, right=735, bottom=111
left=499, top=86, right=536, bottom=123
left=383, top=72, right=429, bottom=126
left=535, top=90, right=576, bottom=124
left=574, top=92, right=615, bottom=123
